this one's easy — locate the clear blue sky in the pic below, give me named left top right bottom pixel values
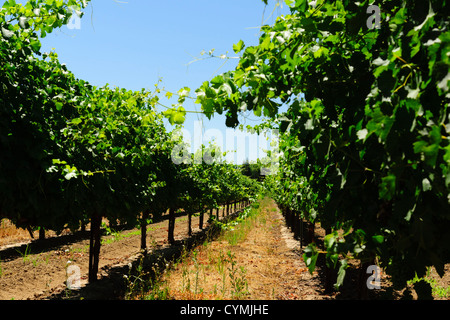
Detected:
left=38, top=0, right=289, bottom=164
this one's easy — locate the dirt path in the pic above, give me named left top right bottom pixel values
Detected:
left=0, top=211, right=219, bottom=300
left=148, top=198, right=333, bottom=300
left=232, top=199, right=331, bottom=299
left=233, top=199, right=330, bottom=299
left=141, top=198, right=450, bottom=300
left=2, top=199, right=448, bottom=300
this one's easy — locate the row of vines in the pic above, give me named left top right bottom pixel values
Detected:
left=2, top=0, right=449, bottom=299
left=0, top=0, right=260, bottom=283
left=191, top=0, right=450, bottom=299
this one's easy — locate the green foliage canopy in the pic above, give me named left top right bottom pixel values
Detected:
left=194, top=0, right=450, bottom=291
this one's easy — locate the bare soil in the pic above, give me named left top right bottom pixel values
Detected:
left=145, top=198, right=332, bottom=300
left=0, top=212, right=214, bottom=300
left=137, top=198, right=450, bottom=300
left=0, top=199, right=448, bottom=300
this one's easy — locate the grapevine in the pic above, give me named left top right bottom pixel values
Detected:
left=194, top=0, right=450, bottom=297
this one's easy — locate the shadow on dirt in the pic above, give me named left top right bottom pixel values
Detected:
left=0, top=210, right=190, bottom=263
left=45, top=211, right=242, bottom=300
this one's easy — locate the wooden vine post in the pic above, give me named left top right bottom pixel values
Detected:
left=188, top=211, right=192, bottom=237
left=88, top=213, right=103, bottom=283
left=199, top=209, right=205, bottom=230
left=168, top=207, right=176, bottom=245
left=140, top=210, right=150, bottom=252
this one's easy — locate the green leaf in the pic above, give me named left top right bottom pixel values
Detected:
left=71, top=118, right=83, bottom=125
left=413, top=126, right=442, bottom=168
left=303, top=243, right=319, bottom=275
left=30, top=39, right=41, bottom=52
left=372, top=235, right=384, bottom=244
left=313, top=46, right=329, bottom=59
left=233, top=40, right=245, bottom=54
left=55, top=101, right=63, bottom=111
left=164, top=107, right=186, bottom=125
left=165, top=91, right=173, bottom=99
left=294, top=0, right=307, bottom=11
left=443, top=144, right=450, bottom=163
left=173, top=110, right=186, bottom=124
left=324, top=232, right=336, bottom=249
left=379, top=174, right=396, bottom=200
left=253, top=106, right=262, bottom=117
left=334, top=259, right=348, bottom=290
left=366, top=108, right=394, bottom=141
left=260, top=34, right=272, bottom=50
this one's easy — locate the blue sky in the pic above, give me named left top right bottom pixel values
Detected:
left=38, top=0, right=289, bottom=164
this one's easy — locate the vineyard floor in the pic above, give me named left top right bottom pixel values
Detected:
left=135, top=198, right=450, bottom=300
left=1, top=200, right=449, bottom=300
left=138, top=197, right=333, bottom=300
left=0, top=211, right=217, bottom=300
